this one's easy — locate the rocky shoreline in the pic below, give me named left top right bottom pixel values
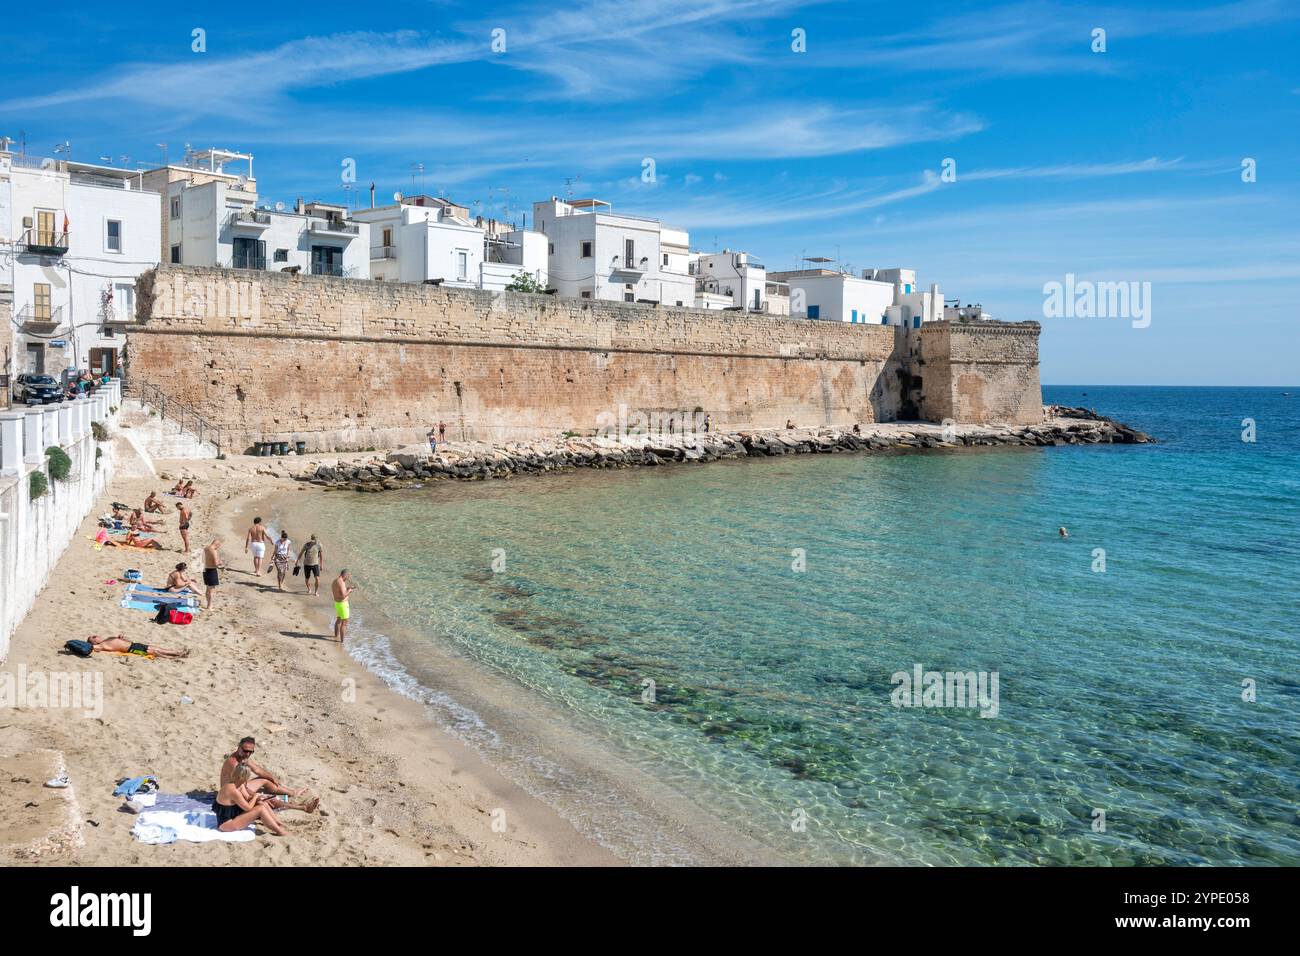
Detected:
left=290, top=406, right=1154, bottom=492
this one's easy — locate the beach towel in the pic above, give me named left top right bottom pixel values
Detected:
left=119, top=597, right=201, bottom=614
left=131, top=809, right=256, bottom=844
left=124, top=585, right=199, bottom=606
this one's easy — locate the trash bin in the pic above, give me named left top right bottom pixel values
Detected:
left=295, top=440, right=306, bottom=455
left=277, top=441, right=289, bottom=456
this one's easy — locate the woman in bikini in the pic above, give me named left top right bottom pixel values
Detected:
left=213, top=765, right=289, bottom=836
left=129, top=509, right=161, bottom=534
left=181, top=480, right=198, bottom=499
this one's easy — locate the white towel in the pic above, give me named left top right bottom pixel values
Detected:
left=131, top=809, right=256, bottom=844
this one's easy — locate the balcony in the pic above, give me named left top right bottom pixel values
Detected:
left=370, top=245, right=397, bottom=260
left=610, top=255, right=648, bottom=276
left=312, top=264, right=345, bottom=277
left=309, top=219, right=360, bottom=238
left=229, top=209, right=272, bottom=231
left=16, top=304, right=63, bottom=334
left=21, top=229, right=70, bottom=256
left=231, top=252, right=267, bottom=271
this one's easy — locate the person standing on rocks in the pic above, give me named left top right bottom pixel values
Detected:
left=439, top=420, right=447, bottom=443
left=332, top=570, right=357, bottom=644
left=245, top=516, right=272, bottom=575
left=202, top=537, right=224, bottom=610
left=427, top=426, right=438, bottom=456
left=175, top=500, right=192, bottom=554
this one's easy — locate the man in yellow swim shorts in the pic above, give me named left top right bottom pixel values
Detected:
left=331, top=569, right=357, bottom=644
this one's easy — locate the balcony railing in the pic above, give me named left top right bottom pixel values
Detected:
left=611, top=256, right=647, bottom=275
left=16, top=304, right=63, bottom=332
left=370, top=245, right=397, bottom=260
left=231, top=253, right=267, bottom=271
left=309, top=219, right=360, bottom=236
left=229, top=209, right=272, bottom=229
left=21, top=228, right=70, bottom=255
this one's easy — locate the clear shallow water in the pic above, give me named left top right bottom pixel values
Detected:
left=289, top=387, right=1299, bottom=865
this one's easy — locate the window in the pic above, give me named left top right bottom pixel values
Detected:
left=580, top=240, right=593, bottom=258
left=625, top=238, right=635, bottom=266
left=311, top=245, right=343, bottom=276
left=662, top=253, right=669, bottom=267
left=676, top=300, right=684, bottom=307
left=233, top=237, right=266, bottom=270
left=274, top=248, right=288, bottom=262
left=624, top=292, right=635, bottom=302
left=580, top=291, right=592, bottom=299
left=807, top=305, right=820, bottom=319
left=34, top=283, right=51, bottom=320
left=851, top=309, right=858, bottom=322
left=382, top=227, right=393, bottom=247
left=171, top=244, right=182, bottom=264
left=106, top=220, right=122, bottom=253
left=457, top=250, right=468, bottom=280
left=548, top=242, right=554, bottom=255
left=170, top=197, right=181, bottom=219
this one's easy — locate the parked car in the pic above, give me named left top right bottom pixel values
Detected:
left=14, top=374, right=65, bottom=405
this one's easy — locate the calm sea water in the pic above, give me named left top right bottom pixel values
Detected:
left=285, top=387, right=1299, bottom=865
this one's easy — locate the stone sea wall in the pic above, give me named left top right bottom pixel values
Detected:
left=125, top=267, right=1043, bottom=452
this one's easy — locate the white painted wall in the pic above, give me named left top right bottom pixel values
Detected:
left=693, top=251, right=767, bottom=311
left=0, top=398, right=118, bottom=662
left=786, top=273, right=894, bottom=323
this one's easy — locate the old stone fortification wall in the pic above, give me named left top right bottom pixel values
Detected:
left=915, top=320, right=1042, bottom=426
left=124, top=267, right=1040, bottom=451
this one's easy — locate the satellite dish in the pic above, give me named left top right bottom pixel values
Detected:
left=274, top=201, right=285, bottom=212
left=237, top=174, right=248, bottom=187
left=393, top=191, right=403, bottom=202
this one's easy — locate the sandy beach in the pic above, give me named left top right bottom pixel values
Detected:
left=0, top=436, right=620, bottom=866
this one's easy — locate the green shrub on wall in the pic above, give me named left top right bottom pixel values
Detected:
left=92, top=421, right=108, bottom=441
left=45, top=446, right=72, bottom=482
left=29, top=471, right=48, bottom=499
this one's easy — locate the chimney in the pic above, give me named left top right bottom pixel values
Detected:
left=369, top=182, right=375, bottom=209
left=294, top=197, right=305, bottom=215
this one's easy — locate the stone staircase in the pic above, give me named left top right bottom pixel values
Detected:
left=118, top=394, right=220, bottom=461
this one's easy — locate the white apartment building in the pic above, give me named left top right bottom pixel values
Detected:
left=351, top=195, right=547, bottom=291
left=144, top=149, right=369, bottom=279
left=769, top=266, right=942, bottom=327
left=691, top=249, right=767, bottom=312
left=1, top=149, right=160, bottom=378
left=532, top=197, right=693, bottom=306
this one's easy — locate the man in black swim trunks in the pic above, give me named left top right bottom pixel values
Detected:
left=175, top=501, right=192, bottom=554
left=202, top=537, right=223, bottom=609
left=294, top=534, right=324, bottom=596
left=89, top=634, right=188, bottom=658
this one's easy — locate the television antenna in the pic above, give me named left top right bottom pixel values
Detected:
left=410, top=163, right=425, bottom=194
left=564, top=175, right=582, bottom=199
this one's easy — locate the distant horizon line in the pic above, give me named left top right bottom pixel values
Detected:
left=1044, top=383, right=1297, bottom=389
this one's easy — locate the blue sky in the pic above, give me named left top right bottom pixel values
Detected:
left=4, top=0, right=1297, bottom=384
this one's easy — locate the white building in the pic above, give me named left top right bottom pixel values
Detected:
left=351, top=195, right=546, bottom=291
left=769, top=266, right=942, bottom=327
left=144, top=149, right=369, bottom=279
left=532, top=197, right=693, bottom=306
left=691, top=249, right=767, bottom=312
left=1, top=149, right=160, bottom=378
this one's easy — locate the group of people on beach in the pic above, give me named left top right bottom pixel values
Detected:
left=427, top=419, right=448, bottom=454
left=212, top=736, right=319, bottom=836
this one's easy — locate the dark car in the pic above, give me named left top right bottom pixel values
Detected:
left=14, top=374, right=65, bottom=405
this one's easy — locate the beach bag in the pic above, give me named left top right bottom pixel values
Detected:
left=168, top=609, right=193, bottom=625
left=123, top=569, right=142, bottom=582
left=65, top=640, right=94, bottom=658
left=153, top=604, right=171, bottom=625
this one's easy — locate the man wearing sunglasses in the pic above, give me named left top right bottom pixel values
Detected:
left=219, top=736, right=308, bottom=802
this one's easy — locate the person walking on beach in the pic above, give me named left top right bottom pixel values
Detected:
left=703, top=414, right=711, bottom=434
left=245, top=516, right=272, bottom=575
left=427, top=425, right=438, bottom=456
left=295, top=534, right=324, bottom=596
left=331, top=569, right=356, bottom=644
left=175, top=500, right=192, bottom=554
left=202, top=537, right=223, bottom=609
left=271, top=530, right=294, bottom=592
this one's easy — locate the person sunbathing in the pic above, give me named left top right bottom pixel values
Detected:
left=143, top=491, right=164, bottom=514
left=213, top=765, right=288, bottom=836
left=170, top=480, right=186, bottom=495
left=220, top=736, right=310, bottom=804
left=181, top=480, right=198, bottom=499
left=130, top=509, right=161, bottom=533
left=166, top=563, right=200, bottom=593
left=88, top=634, right=189, bottom=659
left=106, top=531, right=162, bottom=550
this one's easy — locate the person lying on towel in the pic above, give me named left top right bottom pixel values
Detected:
left=105, top=531, right=162, bottom=550
left=89, top=634, right=188, bottom=659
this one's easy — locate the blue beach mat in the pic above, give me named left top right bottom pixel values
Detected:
left=119, top=597, right=201, bottom=613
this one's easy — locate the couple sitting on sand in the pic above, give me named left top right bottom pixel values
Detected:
left=170, top=479, right=198, bottom=499
left=214, top=736, right=319, bottom=836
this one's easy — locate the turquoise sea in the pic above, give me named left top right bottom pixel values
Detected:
left=281, top=387, right=1299, bottom=866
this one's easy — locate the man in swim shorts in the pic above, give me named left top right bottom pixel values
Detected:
left=295, top=534, right=324, bottom=596
left=143, top=491, right=164, bottom=514
left=245, top=516, right=272, bottom=575
left=89, top=634, right=188, bottom=659
left=202, top=537, right=223, bottom=609
left=176, top=500, right=192, bottom=553
left=331, top=569, right=356, bottom=644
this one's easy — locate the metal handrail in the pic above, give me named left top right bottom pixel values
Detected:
left=131, top=380, right=224, bottom=456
